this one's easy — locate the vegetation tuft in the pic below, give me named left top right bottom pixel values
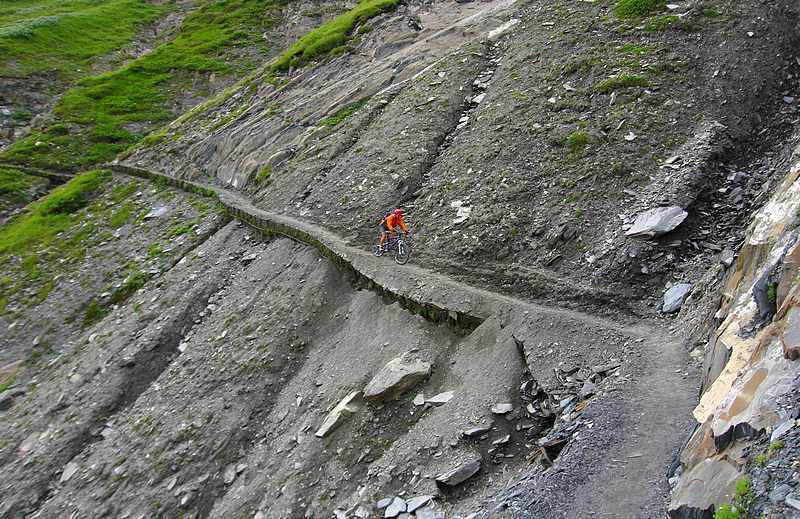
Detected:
left=645, top=15, right=679, bottom=32
left=0, top=165, right=49, bottom=206
left=0, top=374, right=16, bottom=393
left=594, top=74, right=649, bottom=93
left=565, top=130, right=589, bottom=153
left=618, top=43, right=651, bottom=55
left=109, top=269, right=147, bottom=306
left=768, top=439, right=784, bottom=454
left=713, top=478, right=754, bottom=519
left=271, top=0, right=400, bottom=71
left=320, top=98, right=370, bottom=127
left=614, top=0, right=665, bottom=19
left=82, top=298, right=109, bottom=326
left=256, top=165, right=272, bottom=184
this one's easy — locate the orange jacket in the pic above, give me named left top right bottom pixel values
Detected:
left=385, top=213, right=408, bottom=232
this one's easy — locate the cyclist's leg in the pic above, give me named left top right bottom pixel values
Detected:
left=379, top=224, right=388, bottom=248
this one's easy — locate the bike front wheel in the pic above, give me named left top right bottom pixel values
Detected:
left=394, top=240, right=410, bottom=265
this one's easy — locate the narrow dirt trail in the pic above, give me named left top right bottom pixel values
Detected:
left=568, top=334, right=696, bottom=517
left=482, top=328, right=696, bottom=518
left=108, top=163, right=697, bottom=517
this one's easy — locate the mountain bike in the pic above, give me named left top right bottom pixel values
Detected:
left=373, top=232, right=412, bottom=265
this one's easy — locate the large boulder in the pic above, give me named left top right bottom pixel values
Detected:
left=363, top=354, right=432, bottom=401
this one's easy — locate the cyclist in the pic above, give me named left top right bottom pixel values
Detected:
left=379, top=208, right=410, bottom=251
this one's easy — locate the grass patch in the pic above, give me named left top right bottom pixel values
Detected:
left=271, top=0, right=401, bottom=71
left=109, top=202, right=135, bottom=228
left=617, top=43, right=651, bottom=55
left=594, top=74, right=649, bottom=93
left=82, top=298, right=109, bottom=326
left=753, top=440, right=786, bottom=467
left=210, top=105, right=248, bottom=131
left=0, top=165, right=48, bottom=204
left=167, top=222, right=195, bottom=237
left=138, top=128, right=168, bottom=149
left=1, top=0, right=281, bottom=171
left=109, top=268, right=146, bottom=305
left=614, top=0, right=665, bottom=19
left=320, top=98, right=369, bottom=127
left=0, top=0, right=168, bottom=77
left=565, top=130, right=589, bottom=153
left=12, top=110, right=32, bottom=122
left=82, top=267, right=147, bottom=326
left=767, top=283, right=778, bottom=303
left=645, top=15, right=679, bottom=31
left=559, top=56, right=599, bottom=76
left=147, top=243, right=164, bottom=258
left=111, top=180, right=139, bottom=202
left=0, top=169, right=110, bottom=255
left=768, top=439, right=784, bottom=454
left=256, top=165, right=272, bottom=183
left=0, top=374, right=16, bottom=393
left=714, top=478, right=753, bottom=519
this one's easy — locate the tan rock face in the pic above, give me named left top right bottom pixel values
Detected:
left=694, top=156, right=800, bottom=425
left=363, top=354, right=432, bottom=401
left=672, top=152, right=800, bottom=516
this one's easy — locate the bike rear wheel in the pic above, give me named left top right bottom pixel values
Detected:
left=372, top=239, right=384, bottom=257
left=394, top=240, right=410, bottom=265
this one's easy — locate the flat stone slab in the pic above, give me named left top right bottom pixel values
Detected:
left=491, top=403, right=513, bottom=415
left=406, top=495, right=433, bottom=513
left=426, top=391, right=454, bottom=405
left=435, top=457, right=481, bottom=486
left=463, top=422, right=493, bottom=437
left=384, top=497, right=406, bottom=518
left=662, top=283, right=693, bottom=313
left=625, top=206, right=688, bottom=238
left=315, top=391, right=361, bottom=437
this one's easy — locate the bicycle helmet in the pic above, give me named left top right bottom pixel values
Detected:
left=393, top=208, right=403, bottom=216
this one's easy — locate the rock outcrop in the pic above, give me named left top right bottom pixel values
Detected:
left=669, top=144, right=800, bottom=518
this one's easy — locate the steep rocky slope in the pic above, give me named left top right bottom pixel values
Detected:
left=0, top=167, right=696, bottom=518
left=0, top=170, right=227, bottom=368
left=2, top=0, right=800, bottom=517
left=126, top=0, right=799, bottom=309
